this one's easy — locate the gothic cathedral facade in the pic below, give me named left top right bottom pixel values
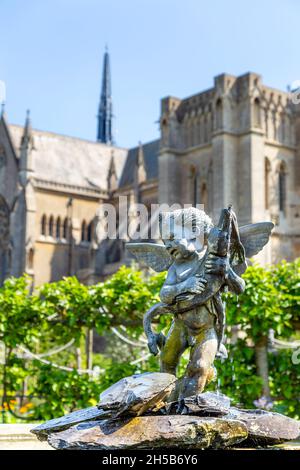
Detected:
left=0, top=52, right=299, bottom=286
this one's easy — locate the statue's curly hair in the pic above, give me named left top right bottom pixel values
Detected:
left=159, top=207, right=213, bottom=239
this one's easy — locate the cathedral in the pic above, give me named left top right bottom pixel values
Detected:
left=0, top=50, right=300, bottom=286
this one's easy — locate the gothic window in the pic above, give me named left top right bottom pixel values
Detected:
left=56, top=217, right=61, bottom=239
left=287, top=115, right=293, bottom=145
left=207, top=111, right=212, bottom=140
left=28, top=248, right=34, bottom=270
left=199, top=115, right=204, bottom=144
left=216, top=98, right=223, bottom=129
left=161, top=117, right=169, bottom=146
left=87, top=221, right=93, bottom=243
left=253, top=98, right=261, bottom=128
left=191, top=120, right=196, bottom=146
left=63, top=218, right=68, bottom=240
left=41, top=214, right=47, bottom=236
left=49, top=215, right=54, bottom=237
left=272, top=110, right=277, bottom=140
left=197, top=118, right=201, bottom=145
left=81, top=220, right=87, bottom=242
left=279, top=113, right=285, bottom=143
left=264, top=109, right=269, bottom=138
left=203, top=116, right=208, bottom=142
left=265, top=158, right=271, bottom=210
left=278, top=162, right=287, bottom=214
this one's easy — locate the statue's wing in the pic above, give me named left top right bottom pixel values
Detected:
left=125, top=242, right=173, bottom=272
left=239, top=222, right=274, bottom=258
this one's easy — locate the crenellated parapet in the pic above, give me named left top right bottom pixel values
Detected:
left=159, top=72, right=296, bottom=152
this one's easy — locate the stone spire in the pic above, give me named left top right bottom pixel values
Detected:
left=107, top=151, right=118, bottom=192
left=21, top=110, right=33, bottom=148
left=19, top=110, right=34, bottom=183
left=97, top=46, right=114, bottom=144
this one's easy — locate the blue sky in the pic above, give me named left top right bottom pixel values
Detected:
left=0, top=0, right=299, bottom=148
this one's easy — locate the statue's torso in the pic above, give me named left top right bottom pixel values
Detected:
left=175, top=299, right=216, bottom=336
left=170, top=251, right=220, bottom=334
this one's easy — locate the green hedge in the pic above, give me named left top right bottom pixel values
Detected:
left=0, top=260, right=299, bottom=421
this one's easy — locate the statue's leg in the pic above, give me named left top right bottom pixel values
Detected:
left=160, top=318, right=188, bottom=376
left=180, top=326, right=218, bottom=398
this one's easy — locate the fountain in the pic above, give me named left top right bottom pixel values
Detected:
left=31, top=206, right=300, bottom=449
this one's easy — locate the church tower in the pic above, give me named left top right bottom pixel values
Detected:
left=97, top=47, right=114, bottom=144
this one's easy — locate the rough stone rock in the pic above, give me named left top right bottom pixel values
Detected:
left=31, top=407, right=110, bottom=440
left=98, top=372, right=177, bottom=417
left=228, top=408, right=300, bottom=445
left=180, top=392, right=231, bottom=416
left=47, top=415, right=248, bottom=450
left=31, top=382, right=300, bottom=449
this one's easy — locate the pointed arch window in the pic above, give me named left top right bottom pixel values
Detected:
left=278, top=162, right=287, bottom=214
left=203, top=115, right=208, bottom=142
left=28, top=248, right=34, bottom=270
left=264, top=108, right=269, bottom=138
left=253, top=98, right=261, bottom=128
left=49, top=215, right=54, bottom=237
left=280, top=113, right=285, bottom=143
left=81, top=220, right=87, bottom=242
left=56, top=217, right=61, bottom=239
left=273, top=110, right=277, bottom=141
left=216, top=98, right=223, bottom=129
left=265, top=158, right=271, bottom=210
left=191, top=119, right=198, bottom=146
left=87, top=221, right=93, bottom=242
left=41, top=214, right=47, bottom=236
left=63, top=218, right=68, bottom=240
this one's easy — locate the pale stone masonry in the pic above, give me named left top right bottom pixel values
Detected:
left=0, top=71, right=299, bottom=285
left=158, top=72, right=300, bottom=265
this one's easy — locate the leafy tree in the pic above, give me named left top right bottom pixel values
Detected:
left=0, top=261, right=299, bottom=421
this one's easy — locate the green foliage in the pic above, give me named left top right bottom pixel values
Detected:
left=29, top=364, right=101, bottom=420
left=0, top=261, right=299, bottom=421
left=269, top=349, right=300, bottom=418
left=0, top=276, right=43, bottom=348
left=211, top=340, right=263, bottom=408
left=226, top=260, right=298, bottom=339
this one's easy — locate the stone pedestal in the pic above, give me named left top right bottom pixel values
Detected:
left=31, top=373, right=300, bottom=450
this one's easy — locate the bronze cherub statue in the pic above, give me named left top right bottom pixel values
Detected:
left=127, top=206, right=273, bottom=406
